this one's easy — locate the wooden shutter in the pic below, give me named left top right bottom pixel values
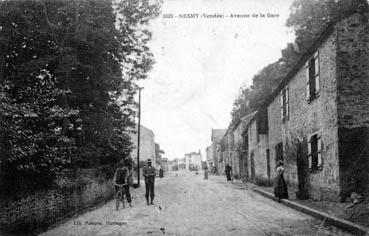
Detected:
left=314, top=51, right=320, bottom=94
left=286, top=87, right=289, bottom=119
left=280, top=92, right=284, bottom=120
left=307, top=137, right=312, bottom=169
left=305, top=62, right=310, bottom=101
left=317, top=133, right=322, bottom=168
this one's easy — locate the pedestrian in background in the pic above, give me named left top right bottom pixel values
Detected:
left=212, top=165, right=218, bottom=175
left=159, top=166, right=164, bottom=178
left=204, top=163, right=209, bottom=179
left=274, top=160, right=288, bottom=202
left=143, top=159, right=156, bottom=205
left=225, top=163, right=232, bottom=181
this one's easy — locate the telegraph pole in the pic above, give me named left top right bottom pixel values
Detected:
left=136, top=87, right=143, bottom=187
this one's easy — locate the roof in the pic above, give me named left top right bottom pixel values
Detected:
left=211, top=129, right=226, bottom=142
left=239, top=111, right=259, bottom=136
left=186, top=152, right=201, bottom=156
left=240, top=111, right=258, bottom=127
left=260, top=10, right=366, bottom=110
left=128, top=124, right=155, bottom=136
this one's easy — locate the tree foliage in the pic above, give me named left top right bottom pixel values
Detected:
left=0, top=0, right=161, bottom=194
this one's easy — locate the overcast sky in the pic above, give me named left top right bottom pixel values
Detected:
left=138, top=0, right=295, bottom=160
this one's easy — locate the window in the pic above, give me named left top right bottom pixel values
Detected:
left=257, top=108, right=268, bottom=134
left=306, top=51, right=320, bottom=102
left=280, top=86, right=289, bottom=122
left=275, top=142, right=283, bottom=164
left=308, top=132, right=323, bottom=172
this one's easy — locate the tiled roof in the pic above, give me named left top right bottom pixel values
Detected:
left=211, top=129, right=226, bottom=142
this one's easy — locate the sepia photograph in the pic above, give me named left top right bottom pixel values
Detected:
left=0, top=0, right=369, bottom=235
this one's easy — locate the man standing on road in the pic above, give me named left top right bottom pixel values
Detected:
left=143, top=159, right=156, bottom=205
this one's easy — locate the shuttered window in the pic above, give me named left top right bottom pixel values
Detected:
left=308, top=132, right=323, bottom=172
left=305, top=51, right=320, bottom=102
left=280, top=86, right=289, bottom=123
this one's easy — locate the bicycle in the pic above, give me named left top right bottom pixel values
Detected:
left=114, top=183, right=126, bottom=211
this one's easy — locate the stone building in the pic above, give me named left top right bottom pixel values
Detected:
left=177, top=157, right=189, bottom=170
left=219, top=127, right=241, bottom=178
left=161, top=158, right=169, bottom=173
left=130, top=125, right=156, bottom=168
left=232, top=112, right=258, bottom=180
left=210, top=129, right=226, bottom=174
left=206, top=145, right=213, bottom=167
left=168, top=159, right=178, bottom=171
left=243, top=10, right=369, bottom=201
left=185, top=151, right=202, bottom=170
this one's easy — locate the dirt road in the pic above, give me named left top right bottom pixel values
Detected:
left=41, top=171, right=352, bottom=236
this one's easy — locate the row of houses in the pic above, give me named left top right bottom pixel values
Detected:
left=169, top=151, right=203, bottom=171
left=206, top=10, right=369, bottom=202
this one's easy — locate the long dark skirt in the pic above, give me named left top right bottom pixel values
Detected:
left=226, top=171, right=231, bottom=181
left=274, top=174, right=288, bottom=199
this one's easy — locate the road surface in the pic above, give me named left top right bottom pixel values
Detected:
left=41, top=171, right=352, bottom=236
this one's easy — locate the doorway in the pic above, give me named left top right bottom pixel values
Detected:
left=296, top=141, right=309, bottom=199
left=266, top=149, right=271, bottom=184
left=250, top=151, right=255, bottom=181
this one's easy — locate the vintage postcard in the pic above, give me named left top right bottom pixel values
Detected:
left=0, top=0, right=369, bottom=235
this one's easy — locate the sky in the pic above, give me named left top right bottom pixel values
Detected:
left=138, top=0, right=295, bottom=160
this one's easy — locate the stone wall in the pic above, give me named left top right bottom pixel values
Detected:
left=285, top=27, right=339, bottom=201
left=267, top=94, right=283, bottom=184
left=229, top=151, right=240, bottom=178
left=247, top=118, right=272, bottom=186
left=0, top=165, right=115, bottom=234
left=336, top=12, right=369, bottom=199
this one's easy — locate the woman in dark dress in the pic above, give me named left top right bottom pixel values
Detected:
left=274, top=161, right=288, bottom=202
left=225, top=164, right=232, bottom=181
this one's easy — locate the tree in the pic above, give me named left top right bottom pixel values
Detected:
left=0, top=0, right=161, bottom=194
left=286, top=0, right=368, bottom=54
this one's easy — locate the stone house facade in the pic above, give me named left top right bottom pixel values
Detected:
left=210, top=112, right=256, bottom=179
left=206, top=145, right=214, bottom=167
left=220, top=129, right=239, bottom=176
left=210, top=129, right=226, bottom=174
left=244, top=11, right=369, bottom=201
left=185, top=151, right=202, bottom=170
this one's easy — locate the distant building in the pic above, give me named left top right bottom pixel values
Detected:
left=129, top=125, right=156, bottom=167
left=210, top=129, right=226, bottom=174
left=168, top=159, right=178, bottom=171
left=161, top=158, right=169, bottom=173
left=177, top=157, right=187, bottom=170
left=185, top=151, right=202, bottom=170
left=155, top=143, right=165, bottom=167
left=205, top=145, right=213, bottom=167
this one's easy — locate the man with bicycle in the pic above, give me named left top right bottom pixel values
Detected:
left=113, top=160, right=132, bottom=207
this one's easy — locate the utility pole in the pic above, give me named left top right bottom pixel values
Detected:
left=136, top=87, right=143, bottom=187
